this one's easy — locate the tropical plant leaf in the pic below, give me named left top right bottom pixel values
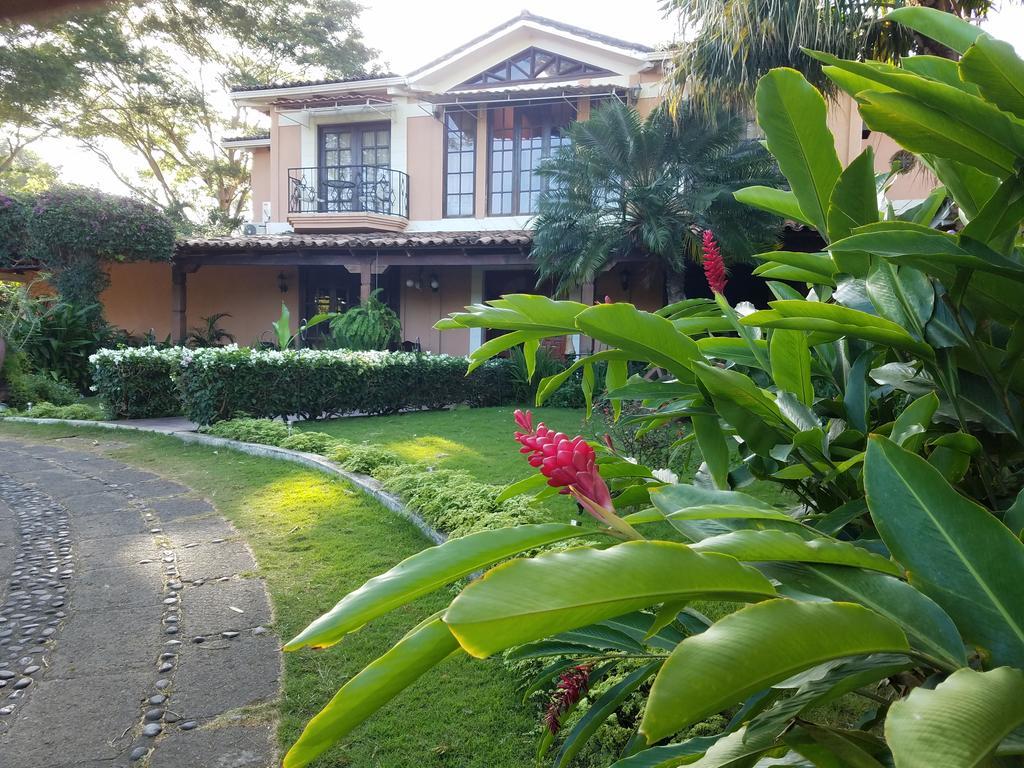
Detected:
left=691, top=413, right=731, bottom=489
left=639, top=600, right=910, bottom=743
left=770, top=329, right=813, bottom=406
left=284, top=523, right=593, bottom=650
left=755, top=68, right=842, bottom=234
left=576, top=303, right=700, bottom=380
left=283, top=617, right=460, bottom=768
left=691, top=529, right=901, bottom=575
left=864, top=436, right=1024, bottom=668
left=887, top=6, right=986, bottom=56
left=886, top=667, right=1024, bottom=768
left=746, top=654, right=914, bottom=743
left=443, top=541, right=777, bottom=658
left=734, top=186, right=814, bottom=227
left=960, top=34, right=1024, bottom=121
left=827, top=148, right=879, bottom=244
left=608, top=737, right=722, bottom=768
left=766, top=563, right=967, bottom=670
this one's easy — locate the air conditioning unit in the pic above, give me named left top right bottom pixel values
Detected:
left=242, top=223, right=266, bottom=236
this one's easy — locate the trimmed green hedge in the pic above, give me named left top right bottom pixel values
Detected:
left=176, top=347, right=516, bottom=424
left=90, top=347, right=183, bottom=419
left=90, top=345, right=589, bottom=424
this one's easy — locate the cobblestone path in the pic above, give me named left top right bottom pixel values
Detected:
left=0, top=436, right=280, bottom=767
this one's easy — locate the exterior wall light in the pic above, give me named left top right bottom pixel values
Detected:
left=278, top=272, right=289, bottom=293
left=429, top=275, right=440, bottom=292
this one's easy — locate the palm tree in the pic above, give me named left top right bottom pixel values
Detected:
left=530, top=101, right=782, bottom=300
left=667, top=0, right=999, bottom=113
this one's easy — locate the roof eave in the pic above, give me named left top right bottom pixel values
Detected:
left=231, top=76, right=408, bottom=107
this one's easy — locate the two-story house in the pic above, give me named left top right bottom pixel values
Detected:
left=90, top=11, right=935, bottom=353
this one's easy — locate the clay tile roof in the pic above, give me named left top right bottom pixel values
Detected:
left=176, top=231, right=533, bottom=254
left=230, top=73, right=398, bottom=93
left=221, top=133, right=270, bottom=142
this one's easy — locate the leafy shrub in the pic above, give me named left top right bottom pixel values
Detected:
left=335, top=444, right=402, bottom=474
left=325, top=441, right=354, bottom=465
left=173, top=346, right=515, bottom=424
left=279, top=431, right=338, bottom=455
left=328, top=288, right=401, bottom=350
left=376, top=465, right=542, bottom=538
left=200, top=417, right=289, bottom=445
left=0, top=193, right=32, bottom=267
left=23, top=299, right=117, bottom=391
left=27, top=186, right=175, bottom=318
left=1, top=351, right=78, bottom=409
left=90, top=346, right=183, bottom=419
left=3, top=401, right=105, bottom=420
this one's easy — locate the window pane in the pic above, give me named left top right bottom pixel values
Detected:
left=444, top=108, right=476, bottom=217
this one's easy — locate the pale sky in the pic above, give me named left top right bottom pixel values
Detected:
left=35, top=0, right=1024, bottom=194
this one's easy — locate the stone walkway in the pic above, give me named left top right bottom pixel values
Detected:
left=0, top=435, right=280, bottom=767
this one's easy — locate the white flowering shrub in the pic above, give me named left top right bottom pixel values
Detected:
left=90, top=346, right=187, bottom=419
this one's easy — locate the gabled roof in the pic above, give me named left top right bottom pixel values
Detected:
left=230, top=12, right=657, bottom=102
left=408, top=11, right=654, bottom=77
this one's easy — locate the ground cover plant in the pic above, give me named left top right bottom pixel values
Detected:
left=279, top=10, right=1024, bottom=768
left=0, top=420, right=539, bottom=768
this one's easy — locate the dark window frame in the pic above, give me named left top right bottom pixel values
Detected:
left=487, top=102, right=574, bottom=217
left=317, top=121, right=392, bottom=170
left=461, top=47, right=611, bottom=88
left=442, top=107, right=477, bottom=219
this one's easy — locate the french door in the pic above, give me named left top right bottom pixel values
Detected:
left=318, top=123, right=391, bottom=213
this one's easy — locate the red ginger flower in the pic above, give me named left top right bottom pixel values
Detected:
left=513, top=410, right=640, bottom=539
left=544, top=665, right=591, bottom=735
left=702, top=229, right=728, bottom=295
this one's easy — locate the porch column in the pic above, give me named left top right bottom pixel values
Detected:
left=359, top=261, right=373, bottom=302
left=171, top=265, right=187, bottom=344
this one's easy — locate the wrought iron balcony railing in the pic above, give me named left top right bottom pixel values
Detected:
left=287, top=165, right=409, bottom=218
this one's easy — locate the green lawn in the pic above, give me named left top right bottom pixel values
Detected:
left=296, top=406, right=792, bottom=510
left=295, top=406, right=589, bottom=486
left=0, top=421, right=538, bottom=768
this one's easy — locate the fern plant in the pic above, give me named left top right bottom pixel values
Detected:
left=329, top=289, right=401, bottom=351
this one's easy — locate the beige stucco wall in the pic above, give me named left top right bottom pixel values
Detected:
left=102, top=262, right=174, bottom=338
left=270, top=113, right=302, bottom=224
left=398, top=265, right=471, bottom=355
left=249, top=148, right=271, bottom=223
left=407, top=115, right=444, bottom=221
left=101, top=262, right=299, bottom=344
left=186, top=265, right=300, bottom=346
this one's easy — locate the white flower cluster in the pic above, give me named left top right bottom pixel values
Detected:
left=90, top=346, right=189, bottom=365
left=91, top=345, right=463, bottom=371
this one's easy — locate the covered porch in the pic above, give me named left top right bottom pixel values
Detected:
left=169, top=231, right=546, bottom=355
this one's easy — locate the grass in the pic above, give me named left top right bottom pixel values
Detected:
left=296, top=406, right=793, bottom=511
left=296, top=406, right=595, bottom=523
left=295, top=406, right=589, bottom=487
left=0, top=421, right=538, bottom=768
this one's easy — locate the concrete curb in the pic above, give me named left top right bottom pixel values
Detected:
left=0, top=416, right=446, bottom=545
